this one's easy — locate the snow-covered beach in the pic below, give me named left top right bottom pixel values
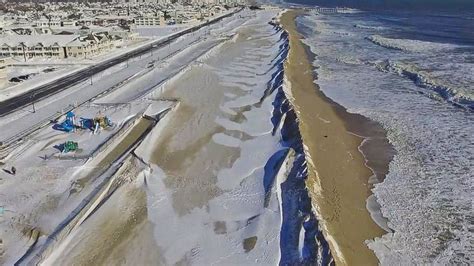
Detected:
left=0, top=8, right=251, bottom=264
left=0, top=7, right=335, bottom=265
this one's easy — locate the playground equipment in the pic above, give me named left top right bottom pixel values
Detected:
left=79, top=118, right=95, bottom=131
left=94, top=116, right=113, bottom=130
left=55, top=111, right=113, bottom=134
left=85, top=115, right=113, bottom=134
left=62, top=141, right=79, bottom=153
left=57, top=112, right=76, bottom=132
left=80, top=115, right=113, bottom=134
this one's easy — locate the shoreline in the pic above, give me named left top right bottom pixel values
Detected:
left=300, top=37, right=395, bottom=188
left=300, top=36, right=395, bottom=233
left=280, top=9, right=394, bottom=265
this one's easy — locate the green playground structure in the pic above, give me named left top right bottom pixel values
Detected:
left=63, top=141, right=79, bottom=153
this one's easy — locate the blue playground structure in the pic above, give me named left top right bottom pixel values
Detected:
left=53, top=111, right=76, bottom=132
left=79, top=117, right=95, bottom=131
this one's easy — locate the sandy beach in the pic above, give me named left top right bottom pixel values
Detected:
left=281, top=10, right=391, bottom=265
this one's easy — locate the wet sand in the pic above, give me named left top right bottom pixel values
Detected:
left=281, top=10, right=393, bottom=265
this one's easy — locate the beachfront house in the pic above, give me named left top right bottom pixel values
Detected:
left=0, top=33, right=121, bottom=60
left=0, top=35, right=76, bottom=59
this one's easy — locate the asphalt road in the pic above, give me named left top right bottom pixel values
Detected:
left=0, top=9, right=240, bottom=117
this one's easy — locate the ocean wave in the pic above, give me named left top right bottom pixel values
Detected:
left=353, top=24, right=386, bottom=30
left=299, top=10, right=474, bottom=264
left=311, top=8, right=362, bottom=15
left=335, top=55, right=365, bottom=65
left=375, top=60, right=474, bottom=110
left=337, top=8, right=362, bottom=14
left=366, top=35, right=460, bottom=53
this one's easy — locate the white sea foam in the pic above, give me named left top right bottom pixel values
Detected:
left=353, top=24, right=386, bottom=30
left=375, top=60, right=474, bottom=105
left=300, top=11, right=474, bottom=264
left=366, top=35, right=461, bottom=52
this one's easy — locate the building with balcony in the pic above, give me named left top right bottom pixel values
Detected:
left=0, top=33, right=121, bottom=60
left=0, top=35, right=76, bottom=59
left=134, top=14, right=165, bottom=26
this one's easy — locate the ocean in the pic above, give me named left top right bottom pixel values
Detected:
left=284, top=2, right=473, bottom=264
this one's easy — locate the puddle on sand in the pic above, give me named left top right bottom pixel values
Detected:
left=243, top=236, right=258, bottom=253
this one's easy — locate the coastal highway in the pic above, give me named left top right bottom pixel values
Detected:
left=0, top=8, right=241, bottom=117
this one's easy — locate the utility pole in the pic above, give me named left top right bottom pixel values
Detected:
left=21, top=42, right=27, bottom=62
left=31, top=94, right=36, bottom=113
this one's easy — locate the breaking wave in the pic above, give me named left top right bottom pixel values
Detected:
left=353, top=24, right=386, bottom=30
left=366, top=35, right=461, bottom=52
left=298, top=10, right=474, bottom=264
left=375, top=60, right=474, bottom=110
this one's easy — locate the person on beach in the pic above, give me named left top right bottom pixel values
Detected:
left=11, top=166, right=16, bottom=175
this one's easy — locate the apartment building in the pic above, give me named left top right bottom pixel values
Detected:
left=0, top=35, right=76, bottom=59
left=134, top=14, right=165, bottom=26
left=64, top=33, right=117, bottom=59
left=0, top=34, right=120, bottom=60
left=37, top=17, right=62, bottom=28
left=0, top=56, right=11, bottom=86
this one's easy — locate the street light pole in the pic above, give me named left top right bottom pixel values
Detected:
left=21, top=42, right=27, bottom=62
left=31, top=94, right=36, bottom=113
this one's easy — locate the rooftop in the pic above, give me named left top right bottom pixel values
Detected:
left=0, top=35, right=79, bottom=47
